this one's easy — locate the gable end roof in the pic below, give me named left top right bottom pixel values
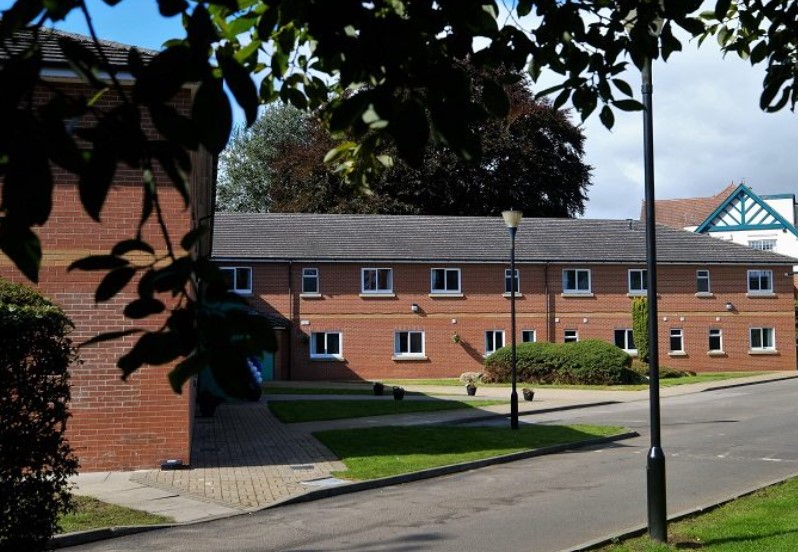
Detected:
left=695, top=183, right=798, bottom=238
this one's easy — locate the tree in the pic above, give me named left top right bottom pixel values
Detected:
left=632, top=296, right=649, bottom=365
left=219, top=72, right=591, bottom=217
left=1, top=0, right=795, bottom=395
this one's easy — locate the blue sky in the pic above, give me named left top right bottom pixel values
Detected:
left=5, top=1, right=798, bottom=219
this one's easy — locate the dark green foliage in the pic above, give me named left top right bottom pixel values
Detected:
left=0, top=279, right=79, bottom=552
left=484, top=340, right=636, bottom=386
left=632, top=296, right=649, bottom=364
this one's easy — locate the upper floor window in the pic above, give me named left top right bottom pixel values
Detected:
left=221, top=266, right=252, bottom=294
left=697, top=270, right=711, bottom=293
left=614, top=329, right=636, bottom=352
left=504, top=269, right=520, bottom=295
left=708, top=329, right=723, bottom=352
left=310, top=331, right=342, bottom=359
left=747, top=270, right=773, bottom=294
left=485, top=330, right=505, bottom=356
left=521, top=330, right=536, bottom=343
left=750, top=327, right=775, bottom=351
left=628, top=269, right=647, bottom=294
left=431, top=268, right=461, bottom=294
left=749, top=239, right=776, bottom=251
left=362, top=268, right=393, bottom=293
left=563, top=269, right=591, bottom=294
left=394, top=331, right=425, bottom=358
left=564, top=329, right=579, bottom=343
left=669, top=329, right=684, bottom=353
left=302, top=268, right=319, bottom=294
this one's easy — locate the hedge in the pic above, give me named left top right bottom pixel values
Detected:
left=484, top=339, right=637, bottom=385
left=0, top=279, right=79, bottom=552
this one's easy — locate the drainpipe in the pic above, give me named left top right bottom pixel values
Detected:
left=287, top=260, right=293, bottom=381
left=544, top=262, right=551, bottom=342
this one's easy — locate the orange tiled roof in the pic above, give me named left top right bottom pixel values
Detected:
left=640, top=183, right=738, bottom=228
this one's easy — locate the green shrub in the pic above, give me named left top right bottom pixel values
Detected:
left=0, top=279, right=79, bottom=552
left=485, top=340, right=634, bottom=385
left=632, top=296, right=649, bottom=364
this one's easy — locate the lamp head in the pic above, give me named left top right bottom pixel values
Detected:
left=502, top=209, right=523, bottom=229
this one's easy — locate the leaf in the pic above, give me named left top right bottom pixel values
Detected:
left=390, top=99, right=429, bottom=168
left=95, top=266, right=137, bottom=302
left=257, top=6, right=280, bottom=39
left=168, top=352, right=208, bottom=394
left=124, top=298, right=166, bottom=319
left=79, top=147, right=116, bottom=221
left=516, top=0, right=533, bottom=18
left=111, top=239, right=155, bottom=256
left=599, top=105, right=615, bottom=130
left=613, top=99, right=644, bottom=111
left=0, top=222, right=41, bottom=282
left=192, top=77, right=232, bottom=155
left=218, top=50, right=259, bottom=126
left=78, top=329, right=143, bottom=349
left=611, top=78, right=634, bottom=97
left=482, top=78, right=509, bottom=118
left=180, top=226, right=209, bottom=251
left=157, top=0, right=188, bottom=17
left=149, top=101, right=199, bottom=149
left=118, top=331, right=186, bottom=378
left=714, top=0, right=732, bottom=20
left=68, top=255, right=128, bottom=272
left=134, top=46, right=191, bottom=105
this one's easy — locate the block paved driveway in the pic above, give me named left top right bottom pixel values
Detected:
left=131, top=402, right=345, bottom=509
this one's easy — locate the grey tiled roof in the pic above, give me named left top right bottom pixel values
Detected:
left=1, top=27, right=156, bottom=68
left=212, top=213, right=798, bottom=265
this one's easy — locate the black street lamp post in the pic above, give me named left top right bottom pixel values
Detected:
left=502, top=209, right=522, bottom=430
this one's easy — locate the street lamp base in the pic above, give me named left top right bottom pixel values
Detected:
left=510, top=391, right=519, bottom=430
left=647, top=446, right=667, bottom=542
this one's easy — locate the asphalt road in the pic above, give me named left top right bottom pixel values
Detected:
left=70, top=379, right=798, bottom=552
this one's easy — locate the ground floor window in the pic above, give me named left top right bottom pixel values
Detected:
left=485, top=330, right=505, bottom=355
left=750, top=327, right=775, bottom=350
left=394, top=331, right=425, bottom=357
left=708, top=329, right=723, bottom=352
left=564, top=329, right=578, bottom=343
left=521, top=330, right=536, bottom=343
left=310, top=332, right=342, bottom=359
left=614, top=329, right=636, bottom=352
left=669, top=329, right=684, bottom=353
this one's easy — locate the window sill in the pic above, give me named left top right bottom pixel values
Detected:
left=668, top=351, right=687, bottom=357
left=748, top=349, right=778, bottom=355
left=626, top=291, right=646, bottom=297
left=300, top=293, right=323, bottom=299
left=502, top=292, right=524, bottom=298
left=707, top=351, right=727, bottom=357
left=391, top=355, right=428, bottom=361
left=561, top=292, right=594, bottom=298
left=746, top=292, right=776, bottom=298
left=232, top=290, right=253, bottom=297
left=622, top=350, right=638, bottom=358
left=695, top=292, right=715, bottom=298
left=428, top=292, right=464, bottom=298
left=310, top=356, right=345, bottom=361
left=359, top=292, right=396, bottom=298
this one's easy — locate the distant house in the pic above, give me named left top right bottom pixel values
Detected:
left=0, top=29, right=215, bottom=471
left=212, top=213, right=798, bottom=381
left=644, top=183, right=798, bottom=293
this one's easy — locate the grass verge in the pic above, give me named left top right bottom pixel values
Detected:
left=261, top=385, right=425, bottom=396
left=315, top=424, right=624, bottom=480
left=269, top=399, right=505, bottom=423
left=59, top=495, right=172, bottom=534
left=598, top=477, right=798, bottom=551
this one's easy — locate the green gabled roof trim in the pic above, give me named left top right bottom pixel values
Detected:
left=695, top=183, right=798, bottom=238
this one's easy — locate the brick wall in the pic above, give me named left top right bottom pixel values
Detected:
left=0, top=80, right=208, bottom=471
left=227, top=261, right=797, bottom=380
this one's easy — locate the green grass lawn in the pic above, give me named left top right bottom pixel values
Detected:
left=315, top=424, right=624, bottom=480
left=599, top=477, right=798, bottom=551
left=384, top=372, right=769, bottom=391
left=268, top=399, right=505, bottom=423
left=59, top=495, right=172, bottom=534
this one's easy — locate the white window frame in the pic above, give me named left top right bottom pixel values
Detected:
left=485, top=330, right=505, bottom=356
left=562, top=268, right=591, bottom=294
left=708, top=328, right=723, bottom=353
left=430, top=268, right=461, bottom=294
left=302, top=268, right=319, bottom=294
left=747, top=269, right=773, bottom=294
left=563, top=329, right=579, bottom=343
left=669, top=329, right=684, bottom=353
left=696, top=269, right=711, bottom=294
left=628, top=269, right=647, bottom=294
left=361, top=268, right=393, bottom=294
left=750, top=327, right=775, bottom=351
left=749, top=239, right=776, bottom=251
left=220, top=266, right=252, bottom=295
left=504, top=268, right=520, bottom=295
left=614, top=329, right=636, bottom=353
left=310, top=331, right=343, bottom=360
left=521, top=330, right=536, bottom=343
left=394, top=331, right=425, bottom=359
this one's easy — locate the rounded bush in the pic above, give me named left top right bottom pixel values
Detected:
left=485, top=339, right=634, bottom=385
left=0, top=279, right=79, bottom=551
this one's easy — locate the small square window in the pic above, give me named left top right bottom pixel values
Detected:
left=394, top=331, right=425, bottom=357
left=362, top=268, right=393, bottom=293
left=431, top=268, right=461, bottom=293
left=628, top=269, right=647, bottom=294
left=747, top=270, right=773, bottom=294
left=310, top=332, right=342, bottom=359
left=564, top=329, right=578, bottom=343
left=302, top=268, right=319, bottom=294
left=614, top=329, right=636, bottom=352
left=220, top=266, right=252, bottom=294
left=669, top=329, right=684, bottom=353
left=485, top=330, right=505, bottom=355
left=563, top=269, right=591, bottom=294
left=749, top=239, right=776, bottom=251
left=521, top=330, right=536, bottom=343
left=708, top=329, right=723, bottom=352
left=750, top=327, right=775, bottom=350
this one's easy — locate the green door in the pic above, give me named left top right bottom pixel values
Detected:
left=259, top=352, right=275, bottom=381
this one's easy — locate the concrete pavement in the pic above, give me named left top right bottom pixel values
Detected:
left=63, top=371, right=797, bottom=546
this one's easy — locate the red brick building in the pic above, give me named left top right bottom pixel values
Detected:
left=213, top=213, right=797, bottom=380
left=0, top=30, right=214, bottom=471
